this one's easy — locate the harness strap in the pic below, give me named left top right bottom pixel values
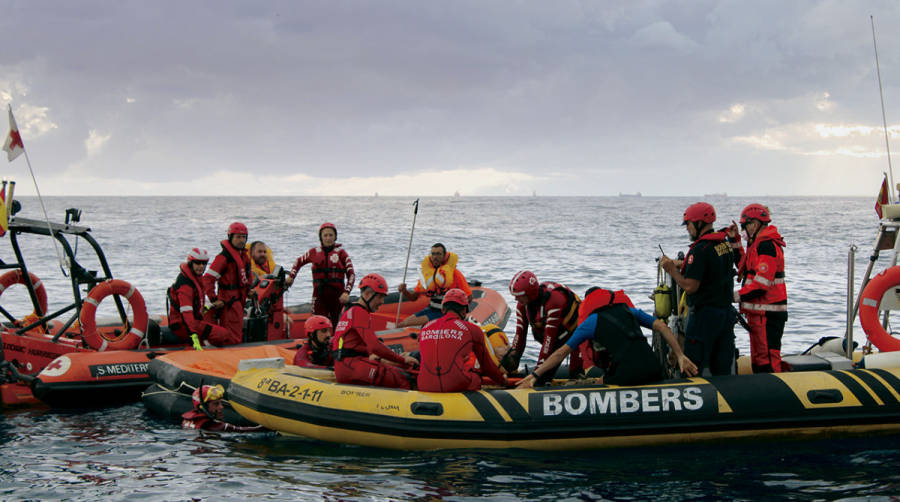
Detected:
left=740, top=302, right=788, bottom=312
left=332, top=348, right=369, bottom=361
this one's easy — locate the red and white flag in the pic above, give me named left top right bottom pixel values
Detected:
left=2, top=106, right=24, bottom=162
left=876, top=173, right=890, bottom=218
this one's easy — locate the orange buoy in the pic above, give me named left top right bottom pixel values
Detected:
left=859, top=266, right=900, bottom=352
left=0, top=270, right=48, bottom=323
left=80, top=279, right=148, bottom=352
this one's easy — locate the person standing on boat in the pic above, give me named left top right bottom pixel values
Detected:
left=660, top=202, right=736, bottom=376
left=293, top=315, right=334, bottom=368
left=417, top=289, right=508, bottom=392
left=249, top=240, right=287, bottom=340
left=182, top=384, right=264, bottom=432
left=167, top=248, right=234, bottom=346
left=516, top=288, right=698, bottom=388
left=285, top=222, right=356, bottom=328
left=332, top=273, right=419, bottom=388
left=202, top=222, right=254, bottom=346
left=397, top=243, right=472, bottom=328
left=729, top=204, right=787, bottom=373
left=506, top=270, right=583, bottom=383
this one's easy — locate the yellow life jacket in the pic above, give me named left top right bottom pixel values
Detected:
left=248, top=244, right=277, bottom=279
left=418, top=252, right=458, bottom=294
left=479, top=323, right=511, bottom=368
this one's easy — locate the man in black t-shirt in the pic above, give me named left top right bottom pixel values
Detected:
left=660, top=202, right=736, bottom=376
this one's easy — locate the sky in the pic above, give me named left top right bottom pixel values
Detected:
left=2, top=0, right=900, bottom=197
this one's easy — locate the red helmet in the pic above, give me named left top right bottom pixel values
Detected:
left=227, top=221, right=248, bottom=236
left=186, top=247, right=209, bottom=263
left=509, top=270, right=539, bottom=300
left=304, top=315, right=333, bottom=333
left=319, top=222, right=337, bottom=237
left=359, top=273, right=388, bottom=295
left=682, top=202, right=716, bottom=225
left=191, top=384, right=225, bottom=410
left=441, top=288, right=469, bottom=309
left=740, top=203, right=771, bottom=224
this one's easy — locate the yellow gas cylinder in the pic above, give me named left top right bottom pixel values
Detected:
left=653, top=284, right=672, bottom=318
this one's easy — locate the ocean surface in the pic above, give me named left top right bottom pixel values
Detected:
left=2, top=195, right=900, bottom=500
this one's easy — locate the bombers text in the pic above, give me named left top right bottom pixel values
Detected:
left=538, top=386, right=705, bottom=417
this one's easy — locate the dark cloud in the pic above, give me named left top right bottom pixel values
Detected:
left=0, top=0, right=898, bottom=195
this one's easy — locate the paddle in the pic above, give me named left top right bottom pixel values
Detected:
left=395, top=199, right=419, bottom=325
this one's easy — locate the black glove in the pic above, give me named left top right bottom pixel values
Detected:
left=499, top=350, right=521, bottom=373
left=582, top=366, right=606, bottom=379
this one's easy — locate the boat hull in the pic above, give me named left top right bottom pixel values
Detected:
left=229, top=365, right=900, bottom=450
left=6, top=285, right=509, bottom=408
left=141, top=285, right=509, bottom=419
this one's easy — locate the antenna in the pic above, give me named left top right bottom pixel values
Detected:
left=872, top=16, right=896, bottom=202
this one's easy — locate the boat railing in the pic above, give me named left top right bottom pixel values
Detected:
left=847, top=244, right=857, bottom=358
left=0, top=206, right=130, bottom=339
left=847, top=212, right=900, bottom=341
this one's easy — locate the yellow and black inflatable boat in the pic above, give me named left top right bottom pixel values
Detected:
left=229, top=360, right=900, bottom=450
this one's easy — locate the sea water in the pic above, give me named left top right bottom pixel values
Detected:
left=2, top=195, right=899, bottom=500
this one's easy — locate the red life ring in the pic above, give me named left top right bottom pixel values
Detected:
left=0, top=270, right=48, bottom=323
left=859, top=266, right=900, bottom=352
left=80, top=279, right=149, bottom=352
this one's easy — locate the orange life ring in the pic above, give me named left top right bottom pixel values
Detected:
left=0, top=270, right=48, bottom=323
left=80, top=279, right=149, bottom=352
left=859, top=266, right=900, bottom=352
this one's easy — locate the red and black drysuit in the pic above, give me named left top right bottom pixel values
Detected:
left=417, top=313, right=507, bottom=392
left=290, top=244, right=355, bottom=328
left=510, top=282, right=582, bottom=381
left=735, top=225, right=788, bottom=373
left=331, top=304, right=412, bottom=389
left=202, top=240, right=253, bottom=346
left=167, top=262, right=232, bottom=346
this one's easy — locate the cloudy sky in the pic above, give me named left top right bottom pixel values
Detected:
left=2, top=1, right=900, bottom=196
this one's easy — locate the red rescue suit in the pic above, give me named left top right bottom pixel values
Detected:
left=252, top=259, right=287, bottom=341
left=181, top=410, right=263, bottom=432
left=167, top=263, right=233, bottom=346
left=331, top=304, right=411, bottom=389
left=292, top=339, right=333, bottom=368
left=417, top=313, right=507, bottom=392
left=511, top=282, right=583, bottom=377
left=290, top=244, right=355, bottom=327
left=737, top=225, right=788, bottom=373
left=202, top=240, right=252, bottom=346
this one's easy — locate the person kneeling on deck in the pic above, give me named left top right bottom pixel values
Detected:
left=167, top=248, right=234, bottom=347
left=182, top=384, right=264, bottom=432
left=505, top=270, right=583, bottom=381
left=202, top=222, right=255, bottom=346
left=293, top=315, right=334, bottom=368
left=332, top=273, right=419, bottom=388
left=397, top=243, right=472, bottom=328
left=516, top=288, right=697, bottom=389
left=417, top=289, right=508, bottom=392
